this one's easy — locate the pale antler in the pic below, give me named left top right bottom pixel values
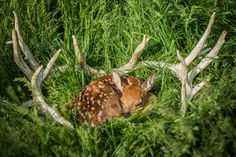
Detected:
left=142, top=12, right=227, bottom=116
left=12, top=12, right=74, bottom=129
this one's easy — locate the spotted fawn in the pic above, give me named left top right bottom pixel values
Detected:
left=70, top=71, right=154, bottom=126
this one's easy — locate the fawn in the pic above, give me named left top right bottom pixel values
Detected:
left=70, top=71, right=154, bottom=126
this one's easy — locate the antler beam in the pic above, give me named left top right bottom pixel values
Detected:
left=31, top=65, right=74, bottom=129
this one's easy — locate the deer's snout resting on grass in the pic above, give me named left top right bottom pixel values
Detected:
left=10, top=11, right=226, bottom=129
left=70, top=72, right=154, bottom=126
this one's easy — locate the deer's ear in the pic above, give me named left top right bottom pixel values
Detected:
left=112, top=71, right=123, bottom=91
left=141, top=72, right=155, bottom=92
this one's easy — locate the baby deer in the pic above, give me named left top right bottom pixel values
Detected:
left=71, top=72, right=154, bottom=126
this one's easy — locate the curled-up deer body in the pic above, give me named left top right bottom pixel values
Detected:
left=70, top=72, right=154, bottom=126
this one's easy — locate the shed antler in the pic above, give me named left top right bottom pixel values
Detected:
left=12, top=12, right=74, bottom=129
left=142, top=12, right=227, bottom=115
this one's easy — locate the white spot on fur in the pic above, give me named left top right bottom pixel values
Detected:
left=98, top=85, right=105, bottom=88
left=98, top=110, right=103, bottom=116
left=99, top=93, right=103, bottom=98
left=87, top=87, right=91, bottom=92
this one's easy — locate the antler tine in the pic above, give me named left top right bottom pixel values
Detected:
left=192, top=81, right=207, bottom=98
left=31, top=66, right=74, bottom=129
left=43, top=49, right=61, bottom=80
left=13, top=11, right=40, bottom=70
left=72, top=35, right=106, bottom=76
left=12, top=29, right=33, bottom=80
left=72, top=35, right=83, bottom=64
left=184, top=12, right=216, bottom=65
left=188, top=31, right=227, bottom=82
left=177, top=51, right=188, bottom=116
left=114, top=35, right=150, bottom=74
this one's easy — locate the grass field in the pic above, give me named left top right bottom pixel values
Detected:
left=0, top=0, right=236, bottom=156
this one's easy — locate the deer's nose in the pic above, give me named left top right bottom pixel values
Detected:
left=122, top=112, right=131, bottom=118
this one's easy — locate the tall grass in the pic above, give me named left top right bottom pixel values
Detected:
left=0, top=0, right=236, bottom=156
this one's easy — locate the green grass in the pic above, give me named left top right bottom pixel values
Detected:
left=0, top=0, right=236, bottom=156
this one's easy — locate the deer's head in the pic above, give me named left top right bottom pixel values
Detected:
left=112, top=71, right=154, bottom=117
